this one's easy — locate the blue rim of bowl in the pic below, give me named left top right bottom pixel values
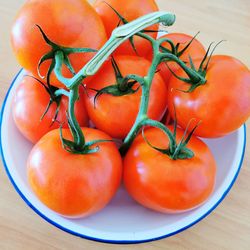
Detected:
left=0, top=69, right=247, bottom=244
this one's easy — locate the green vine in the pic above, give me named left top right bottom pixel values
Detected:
left=38, top=11, right=177, bottom=154
left=38, top=10, right=211, bottom=157
left=91, top=57, right=140, bottom=107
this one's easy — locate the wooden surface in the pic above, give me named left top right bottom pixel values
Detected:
left=0, top=0, right=250, bottom=249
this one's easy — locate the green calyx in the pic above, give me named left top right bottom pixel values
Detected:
left=142, top=130, right=194, bottom=160
left=59, top=127, right=111, bottom=155
left=36, top=25, right=97, bottom=87
left=92, top=83, right=140, bottom=107
left=160, top=39, right=225, bottom=93
left=165, top=55, right=207, bottom=93
left=141, top=118, right=199, bottom=160
left=91, top=57, right=140, bottom=106
left=157, top=34, right=207, bottom=92
left=159, top=32, right=201, bottom=58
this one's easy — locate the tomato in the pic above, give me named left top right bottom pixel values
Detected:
left=84, top=55, right=168, bottom=139
left=168, top=55, right=250, bottom=138
left=123, top=126, right=216, bottom=213
left=93, top=0, right=158, bottom=57
left=27, top=128, right=122, bottom=218
left=11, top=0, right=107, bottom=88
left=148, top=33, right=205, bottom=86
left=12, top=74, right=88, bottom=143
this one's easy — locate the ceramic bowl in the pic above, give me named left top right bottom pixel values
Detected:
left=0, top=70, right=246, bottom=243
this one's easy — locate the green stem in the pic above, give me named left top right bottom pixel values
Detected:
left=119, top=31, right=204, bottom=155
left=51, top=10, right=198, bottom=157
left=54, top=51, right=72, bottom=87
left=120, top=40, right=163, bottom=154
left=140, top=119, right=176, bottom=153
left=68, top=85, right=85, bottom=148
left=120, top=84, right=149, bottom=154
left=54, top=88, right=70, bottom=98
left=159, top=53, right=206, bottom=84
left=52, top=11, right=176, bottom=152
left=137, top=33, right=206, bottom=84
left=157, top=37, right=177, bottom=54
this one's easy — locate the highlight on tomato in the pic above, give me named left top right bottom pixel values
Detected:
left=12, top=74, right=88, bottom=143
left=167, top=55, right=250, bottom=138
left=93, top=0, right=159, bottom=57
left=84, top=55, right=168, bottom=139
left=27, top=128, right=122, bottom=218
left=11, top=0, right=107, bottom=88
left=123, top=126, right=216, bottom=213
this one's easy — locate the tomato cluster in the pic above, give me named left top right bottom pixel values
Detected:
left=10, top=0, right=250, bottom=218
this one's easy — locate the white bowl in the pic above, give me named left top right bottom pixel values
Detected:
left=0, top=70, right=246, bottom=244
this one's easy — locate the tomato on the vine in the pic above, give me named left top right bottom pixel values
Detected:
left=11, top=0, right=107, bottom=88
left=168, top=55, right=250, bottom=138
left=148, top=33, right=206, bottom=86
left=12, top=74, right=88, bottom=143
left=123, top=126, right=216, bottom=213
left=93, top=0, right=159, bottom=57
left=84, top=55, right=168, bottom=139
left=27, top=128, right=122, bottom=218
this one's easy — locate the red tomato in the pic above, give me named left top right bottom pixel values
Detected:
left=11, top=0, right=107, bottom=88
left=123, top=127, right=216, bottom=213
left=168, top=55, right=250, bottom=138
left=149, top=33, right=205, bottom=86
left=84, top=55, right=168, bottom=139
left=27, top=128, right=122, bottom=218
left=12, top=74, right=88, bottom=143
left=93, top=0, right=159, bottom=57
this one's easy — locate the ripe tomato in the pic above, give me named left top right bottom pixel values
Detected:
left=123, top=127, right=216, bottom=213
left=147, top=33, right=205, bottom=86
left=27, top=128, right=122, bottom=218
left=12, top=74, right=88, bottom=143
left=168, top=55, right=250, bottom=138
left=84, top=55, right=168, bottom=139
left=11, top=0, right=107, bottom=88
left=93, top=0, right=159, bottom=57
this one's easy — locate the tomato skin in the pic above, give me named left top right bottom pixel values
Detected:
left=148, top=33, right=206, bottom=86
left=84, top=55, right=168, bottom=139
left=168, top=55, right=250, bottom=138
left=123, top=127, right=216, bottom=213
left=12, top=74, right=88, bottom=143
left=27, top=128, right=122, bottom=218
left=11, top=0, right=107, bottom=88
left=93, top=0, right=158, bottom=57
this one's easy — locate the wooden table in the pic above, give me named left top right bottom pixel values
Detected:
left=1, top=1, right=250, bottom=249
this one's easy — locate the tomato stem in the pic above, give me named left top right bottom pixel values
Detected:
left=119, top=33, right=201, bottom=158
left=51, top=12, right=176, bottom=153
left=54, top=89, right=70, bottom=98
left=160, top=52, right=206, bottom=84
left=53, top=12, right=176, bottom=152
left=120, top=34, right=168, bottom=154
left=40, top=11, right=204, bottom=156
left=68, top=86, right=85, bottom=148
left=46, top=11, right=203, bottom=156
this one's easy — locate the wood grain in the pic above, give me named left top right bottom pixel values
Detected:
left=0, top=0, right=250, bottom=249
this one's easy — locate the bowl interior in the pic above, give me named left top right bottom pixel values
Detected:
left=0, top=70, right=246, bottom=243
